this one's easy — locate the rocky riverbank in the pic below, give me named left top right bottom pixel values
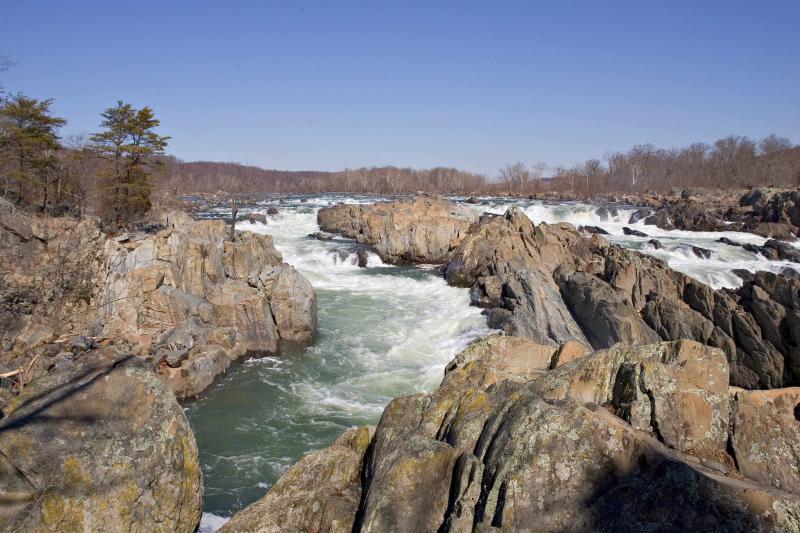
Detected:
left=195, top=193, right=800, bottom=531
left=319, top=195, right=800, bottom=389
left=0, top=200, right=317, bottom=531
left=225, top=335, right=800, bottom=531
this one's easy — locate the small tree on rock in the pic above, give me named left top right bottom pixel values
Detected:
left=90, top=101, right=169, bottom=228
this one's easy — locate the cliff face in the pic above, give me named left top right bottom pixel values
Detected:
left=226, top=335, right=800, bottom=531
left=100, top=211, right=317, bottom=399
left=0, top=204, right=318, bottom=530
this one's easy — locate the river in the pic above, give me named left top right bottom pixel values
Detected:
left=189, top=194, right=797, bottom=531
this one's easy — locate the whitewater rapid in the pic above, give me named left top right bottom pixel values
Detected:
left=473, top=198, right=798, bottom=289
left=193, top=194, right=797, bottom=530
left=190, top=195, right=490, bottom=529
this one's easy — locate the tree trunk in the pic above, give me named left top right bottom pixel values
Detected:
left=229, top=202, right=238, bottom=241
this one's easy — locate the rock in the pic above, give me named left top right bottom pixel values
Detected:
left=220, top=426, right=374, bottom=533
left=578, top=225, right=609, bottom=235
left=750, top=222, right=797, bottom=240
left=466, top=196, right=481, bottom=204
left=733, top=268, right=755, bottom=282
left=243, top=212, right=267, bottom=224
left=730, top=387, right=800, bottom=494
left=158, top=344, right=233, bottom=400
left=266, top=207, right=279, bottom=215
left=356, top=248, right=369, bottom=268
left=549, top=339, right=589, bottom=369
left=266, top=265, right=317, bottom=343
left=317, top=196, right=478, bottom=263
left=444, top=335, right=556, bottom=386
left=647, top=238, right=662, bottom=249
left=644, top=205, right=726, bottom=232
left=0, top=198, right=34, bottom=242
left=556, top=269, right=660, bottom=349
left=689, top=245, right=713, bottom=259
left=234, top=337, right=800, bottom=532
left=0, top=350, right=202, bottom=532
left=780, top=266, right=800, bottom=279
left=535, top=340, right=731, bottom=454
left=308, top=231, right=334, bottom=241
left=628, top=208, right=652, bottom=224
left=623, top=226, right=648, bottom=237
left=594, top=206, right=610, bottom=221
left=763, top=239, right=800, bottom=262
left=100, top=214, right=316, bottom=397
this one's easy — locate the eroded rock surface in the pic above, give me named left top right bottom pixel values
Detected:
left=317, top=195, right=477, bottom=263
left=220, top=426, right=373, bottom=533
left=227, top=337, right=800, bottom=532
left=317, top=196, right=800, bottom=389
left=100, top=212, right=317, bottom=398
left=0, top=349, right=202, bottom=532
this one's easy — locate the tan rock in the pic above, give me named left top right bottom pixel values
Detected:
left=318, top=196, right=477, bottom=263
left=549, top=339, right=589, bottom=369
left=731, top=387, right=800, bottom=493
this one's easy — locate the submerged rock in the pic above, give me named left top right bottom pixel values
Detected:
left=623, top=226, right=648, bottom=237
left=0, top=349, right=202, bottom=532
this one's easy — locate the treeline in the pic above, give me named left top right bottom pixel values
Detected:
left=155, top=160, right=487, bottom=195
left=158, top=135, right=799, bottom=198
left=511, top=135, right=800, bottom=197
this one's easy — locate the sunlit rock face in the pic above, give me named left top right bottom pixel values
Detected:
left=223, top=336, right=800, bottom=532
left=100, top=212, right=317, bottom=399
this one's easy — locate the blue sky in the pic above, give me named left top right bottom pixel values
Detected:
left=1, top=1, right=798, bottom=175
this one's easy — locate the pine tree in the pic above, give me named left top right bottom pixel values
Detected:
left=90, top=101, right=169, bottom=227
left=0, top=94, right=66, bottom=208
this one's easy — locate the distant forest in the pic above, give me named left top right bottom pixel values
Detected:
left=155, top=134, right=800, bottom=197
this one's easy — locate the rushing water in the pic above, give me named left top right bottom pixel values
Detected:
left=190, top=194, right=798, bottom=530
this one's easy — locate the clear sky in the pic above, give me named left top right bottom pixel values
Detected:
left=1, top=1, right=798, bottom=175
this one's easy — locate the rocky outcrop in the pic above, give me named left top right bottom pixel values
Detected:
left=319, top=196, right=799, bottom=389
left=100, top=212, right=317, bottom=398
left=740, top=188, right=800, bottom=239
left=227, top=337, right=800, bottom=532
left=219, top=426, right=373, bottom=533
left=0, top=349, right=202, bottom=532
left=317, top=196, right=478, bottom=263
left=442, top=206, right=800, bottom=389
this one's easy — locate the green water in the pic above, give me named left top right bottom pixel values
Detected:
left=186, top=198, right=488, bottom=521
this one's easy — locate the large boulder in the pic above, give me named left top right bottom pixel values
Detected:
left=0, top=350, right=202, bottom=532
left=317, top=196, right=477, bottom=263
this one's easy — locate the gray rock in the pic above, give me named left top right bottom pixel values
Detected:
left=623, top=226, right=648, bottom=237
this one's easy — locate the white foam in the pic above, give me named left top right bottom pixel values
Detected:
left=198, top=512, right=229, bottom=533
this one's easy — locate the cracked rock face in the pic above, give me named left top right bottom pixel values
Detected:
left=0, top=349, right=202, bottom=532
left=317, top=196, right=478, bottom=264
left=226, top=337, right=800, bottom=532
left=100, top=213, right=317, bottom=399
